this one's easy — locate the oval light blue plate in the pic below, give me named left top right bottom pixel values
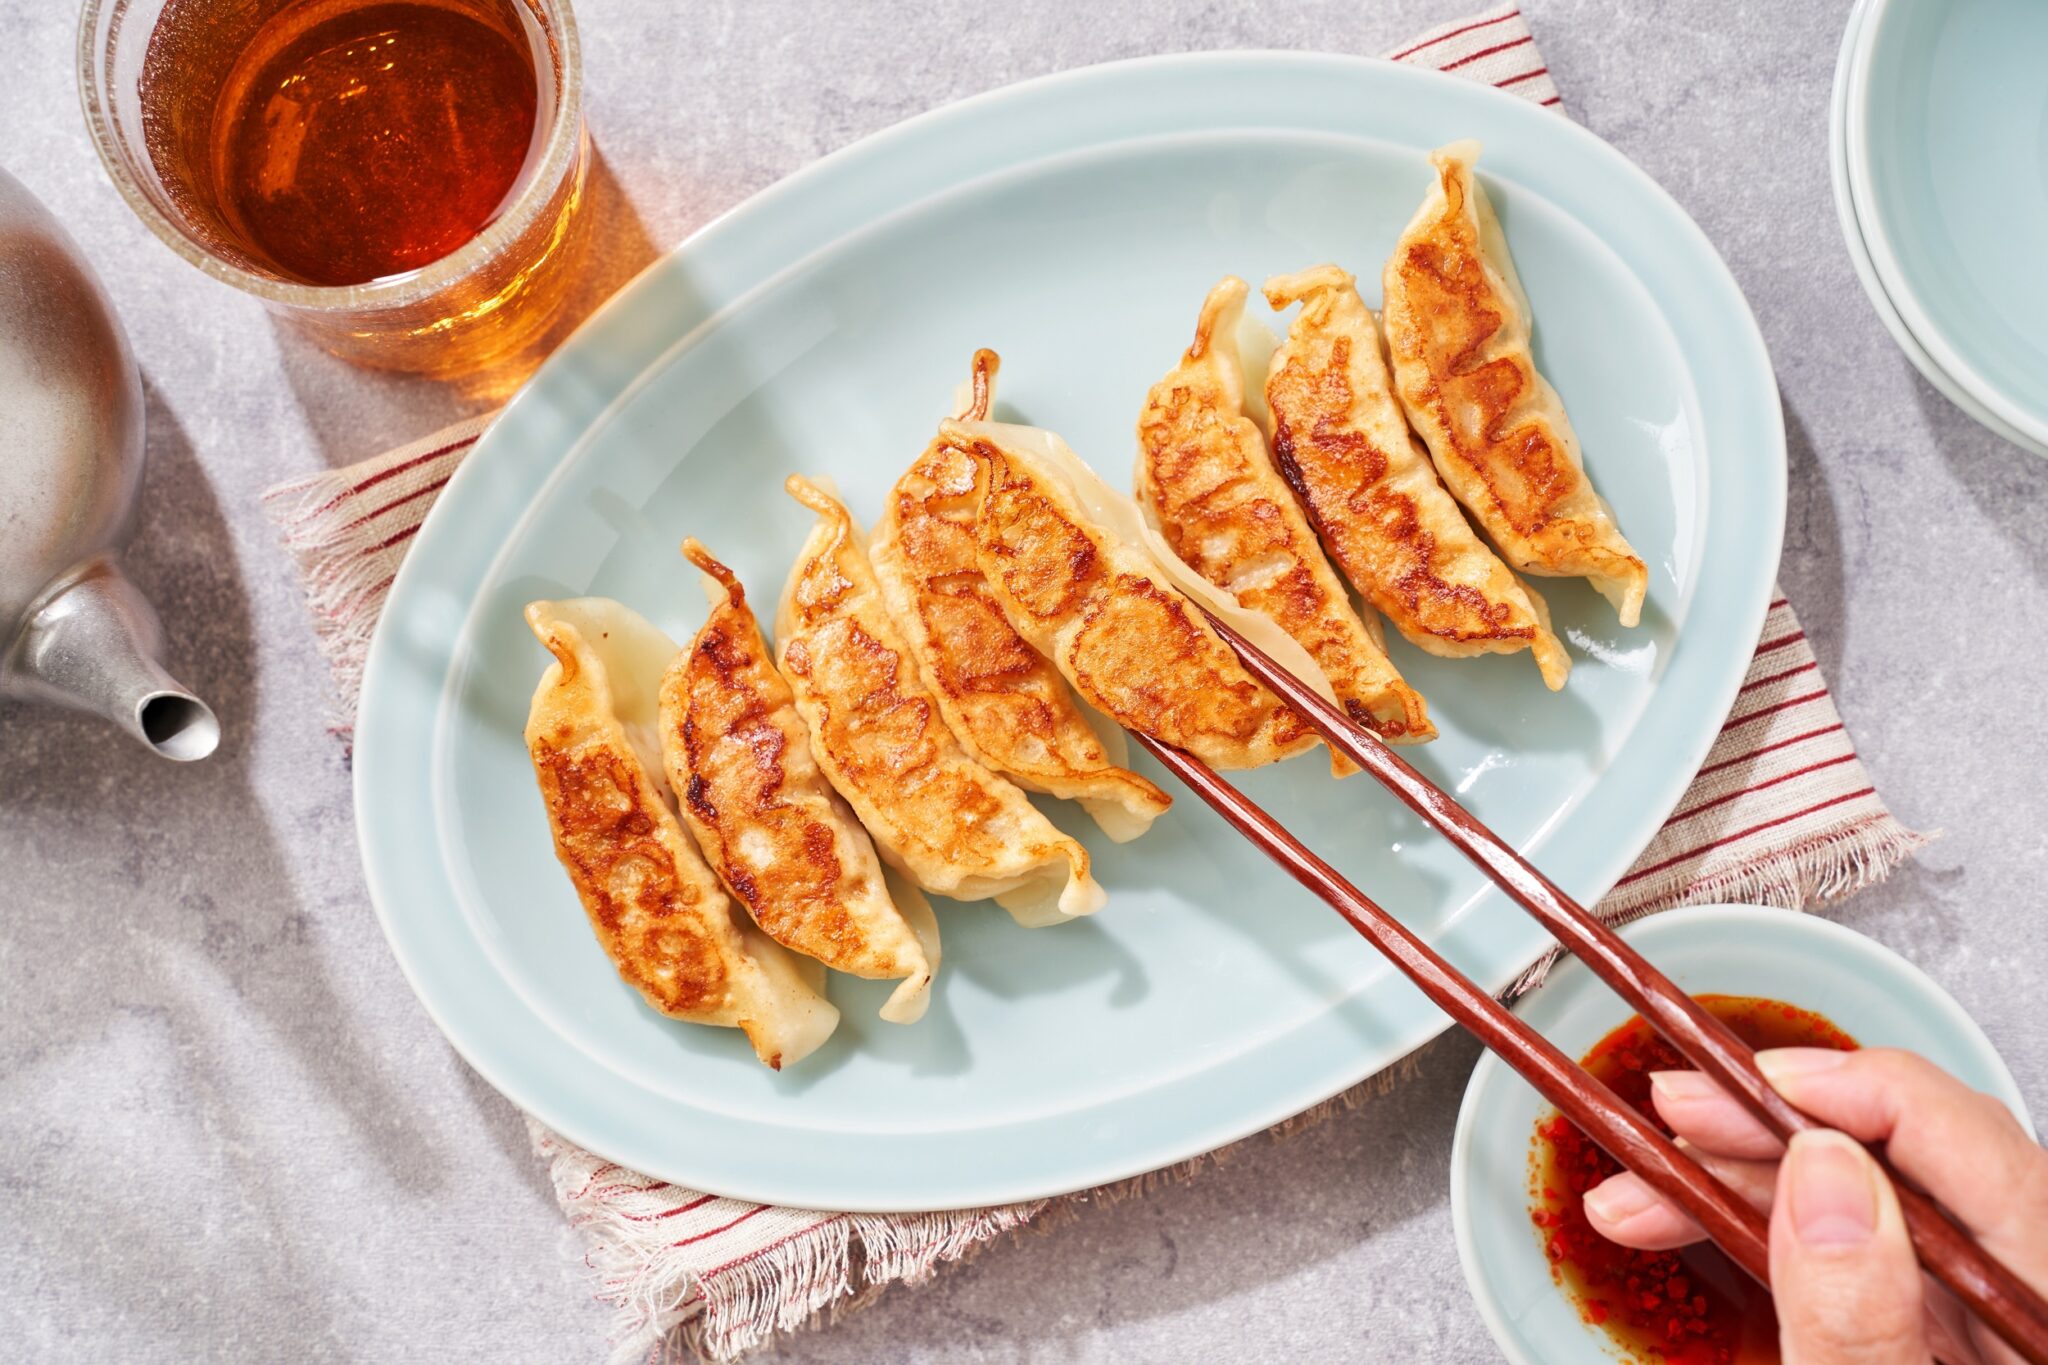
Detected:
left=1451, top=905, right=2033, bottom=1365
left=354, top=52, right=1786, bottom=1212
left=1848, top=0, right=2048, bottom=455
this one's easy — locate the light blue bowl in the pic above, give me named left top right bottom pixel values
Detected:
left=1450, top=904, right=2033, bottom=1365
left=1848, top=0, right=2048, bottom=455
left=1828, top=0, right=2045, bottom=457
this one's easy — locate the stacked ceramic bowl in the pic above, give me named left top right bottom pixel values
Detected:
left=1831, top=0, right=2048, bottom=459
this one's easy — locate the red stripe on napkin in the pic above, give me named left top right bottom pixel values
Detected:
left=1444, top=35, right=1535, bottom=71
left=1387, top=8, right=1521, bottom=61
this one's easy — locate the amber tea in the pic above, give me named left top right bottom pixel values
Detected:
left=85, top=0, right=589, bottom=377
left=211, top=1, right=541, bottom=287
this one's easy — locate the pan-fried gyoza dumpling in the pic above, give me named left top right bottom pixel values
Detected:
left=870, top=350, right=1173, bottom=842
left=523, top=598, right=839, bottom=1069
left=1263, top=265, right=1571, bottom=691
left=942, top=417, right=1326, bottom=772
left=1381, top=140, right=1648, bottom=627
left=776, top=476, right=1104, bottom=928
left=660, top=541, right=940, bottom=1024
left=1137, top=276, right=1433, bottom=759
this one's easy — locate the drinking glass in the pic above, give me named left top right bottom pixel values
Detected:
left=78, top=0, right=592, bottom=378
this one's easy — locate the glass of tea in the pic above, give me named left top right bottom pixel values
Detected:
left=79, top=0, right=592, bottom=379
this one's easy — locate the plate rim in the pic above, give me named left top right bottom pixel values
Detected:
left=353, top=48, right=1788, bottom=1210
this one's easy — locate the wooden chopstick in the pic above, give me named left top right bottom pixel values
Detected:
left=1130, top=731, right=1771, bottom=1284
left=1200, top=610, right=2048, bottom=1365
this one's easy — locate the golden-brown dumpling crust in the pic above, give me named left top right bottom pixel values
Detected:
left=1138, top=276, right=1433, bottom=752
left=662, top=541, right=931, bottom=990
left=1263, top=264, right=1570, bottom=691
left=1381, top=140, right=1648, bottom=628
left=870, top=351, right=1173, bottom=839
left=776, top=476, right=1099, bottom=919
left=952, top=427, right=1320, bottom=772
left=528, top=728, right=738, bottom=1019
left=523, top=602, right=835, bottom=1069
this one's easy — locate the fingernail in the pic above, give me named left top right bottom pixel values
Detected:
left=1584, top=1172, right=1657, bottom=1226
left=1785, top=1131, right=1878, bottom=1247
left=1649, top=1070, right=1718, bottom=1102
left=1758, top=1048, right=1852, bottom=1086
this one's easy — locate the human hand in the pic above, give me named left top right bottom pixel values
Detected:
left=1579, top=1048, right=2048, bottom=1365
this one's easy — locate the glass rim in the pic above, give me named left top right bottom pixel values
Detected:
left=75, top=0, right=584, bottom=313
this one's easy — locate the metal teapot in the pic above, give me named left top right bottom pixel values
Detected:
left=0, top=167, right=217, bottom=760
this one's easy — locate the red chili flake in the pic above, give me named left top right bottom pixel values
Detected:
left=1527, top=995, right=1859, bottom=1365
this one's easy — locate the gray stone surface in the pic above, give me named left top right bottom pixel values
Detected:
left=2, top=0, right=2042, bottom=1360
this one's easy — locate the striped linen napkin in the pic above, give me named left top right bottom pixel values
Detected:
left=263, top=7, right=1926, bottom=1360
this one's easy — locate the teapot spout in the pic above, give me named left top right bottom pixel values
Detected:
left=3, top=556, right=219, bottom=761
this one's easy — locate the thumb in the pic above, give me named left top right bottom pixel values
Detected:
left=1772, top=1130, right=1929, bottom=1365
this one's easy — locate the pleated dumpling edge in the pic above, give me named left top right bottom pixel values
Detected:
left=775, top=475, right=1105, bottom=928
left=943, top=415, right=1345, bottom=713
left=522, top=596, right=840, bottom=1069
left=661, top=543, right=939, bottom=1025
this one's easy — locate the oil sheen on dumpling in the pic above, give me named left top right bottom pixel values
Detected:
left=1263, top=265, right=1571, bottom=691
left=1137, top=276, right=1433, bottom=758
left=776, top=476, right=1103, bottom=928
left=1381, top=140, right=1648, bottom=628
left=523, top=598, right=839, bottom=1069
left=660, top=541, right=939, bottom=1024
left=870, top=350, right=1173, bottom=842
left=943, top=417, right=1324, bottom=772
